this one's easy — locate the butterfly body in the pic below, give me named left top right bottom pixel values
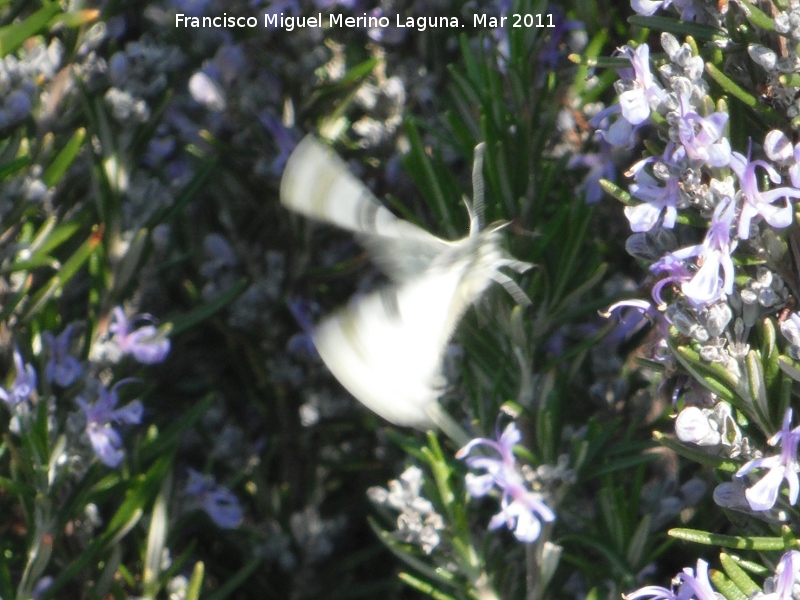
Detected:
left=281, top=136, right=531, bottom=429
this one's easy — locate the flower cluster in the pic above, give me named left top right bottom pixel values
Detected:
left=457, top=422, right=556, bottom=543
left=367, top=465, right=445, bottom=554
left=598, top=14, right=800, bottom=527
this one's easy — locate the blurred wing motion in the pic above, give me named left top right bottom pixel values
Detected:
left=280, top=135, right=532, bottom=429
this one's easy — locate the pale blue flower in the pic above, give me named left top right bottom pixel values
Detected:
left=568, top=138, right=617, bottom=204
left=764, top=129, right=800, bottom=188
left=593, top=105, right=638, bottom=147
left=31, top=576, right=54, bottom=600
left=624, top=559, right=717, bottom=600
left=624, top=165, right=680, bottom=231
left=763, top=550, right=800, bottom=600
left=77, top=381, right=143, bottom=467
left=0, top=349, right=37, bottom=408
left=185, top=469, right=243, bottom=529
left=737, top=408, right=800, bottom=511
left=630, top=0, right=674, bottom=16
left=630, top=0, right=700, bottom=20
left=43, top=324, right=83, bottom=387
left=618, top=44, right=665, bottom=126
left=259, top=111, right=297, bottom=175
left=457, top=422, right=555, bottom=543
left=671, top=197, right=737, bottom=306
left=602, top=299, right=670, bottom=339
left=677, top=92, right=731, bottom=167
left=109, top=307, right=171, bottom=364
left=731, top=148, right=800, bottom=239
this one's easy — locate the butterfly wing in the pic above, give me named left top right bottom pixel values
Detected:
left=281, top=135, right=450, bottom=280
left=313, top=262, right=470, bottom=428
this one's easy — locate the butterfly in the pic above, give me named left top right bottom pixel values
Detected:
left=281, top=136, right=532, bottom=432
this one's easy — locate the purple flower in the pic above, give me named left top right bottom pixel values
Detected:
left=764, top=551, right=800, bottom=600
left=568, top=138, right=617, bottom=204
left=31, top=576, right=54, bottom=600
left=457, top=422, right=555, bottom=542
left=173, top=0, right=212, bottom=16
left=624, top=559, right=718, bottom=600
left=109, top=307, right=171, bottom=364
left=650, top=252, right=693, bottom=306
left=286, top=299, right=319, bottom=358
left=4, top=89, right=33, bottom=124
left=258, top=111, right=297, bottom=175
left=313, top=0, right=359, bottom=9
left=185, top=469, right=243, bottom=528
left=624, top=159, right=681, bottom=232
left=601, top=299, right=670, bottom=340
left=209, top=44, right=245, bottom=88
left=43, top=325, right=83, bottom=387
left=764, top=129, right=800, bottom=189
left=366, top=8, right=406, bottom=44
left=671, top=197, right=737, bottom=306
left=617, top=44, right=665, bottom=126
left=77, top=381, right=143, bottom=467
left=736, top=408, right=800, bottom=511
left=630, top=0, right=672, bottom=15
left=731, top=148, right=800, bottom=239
left=592, top=105, right=638, bottom=148
left=538, top=7, right=582, bottom=73
left=0, top=349, right=37, bottom=408
left=630, top=0, right=700, bottom=20
left=676, top=92, right=731, bottom=167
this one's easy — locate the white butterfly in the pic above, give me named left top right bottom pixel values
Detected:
left=281, top=136, right=531, bottom=432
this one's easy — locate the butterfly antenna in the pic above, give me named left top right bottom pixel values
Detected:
left=471, top=142, right=486, bottom=233
left=492, top=271, right=533, bottom=307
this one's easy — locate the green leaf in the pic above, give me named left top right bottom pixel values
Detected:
left=710, top=568, right=748, bottom=600
left=185, top=562, right=205, bottom=600
left=719, top=552, right=760, bottom=596
left=669, top=528, right=786, bottom=550
left=568, top=53, right=631, bottom=68
left=22, top=226, right=103, bottom=320
left=142, top=473, right=172, bottom=598
left=42, top=127, right=86, bottom=187
left=733, top=0, right=775, bottom=31
left=47, top=7, right=100, bottom=29
left=167, top=279, right=247, bottom=336
left=745, top=350, right=771, bottom=432
left=397, top=572, right=458, bottom=600
left=201, top=556, right=264, bottom=600
left=724, top=553, right=769, bottom=576
left=670, top=342, right=740, bottom=405
left=653, top=431, right=739, bottom=472
left=367, top=518, right=458, bottom=588
left=627, top=14, right=725, bottom=40
left=0, top=2, right=61, bottom=57
left=626, top=515, right=652, bottom=567
left=403, top=120, right=457, bottom=238
left=0, top=155, right=29, bottom=179
left=600, top=179, right=632, bottom=205
left=704, top=63, right=781, bottom=123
